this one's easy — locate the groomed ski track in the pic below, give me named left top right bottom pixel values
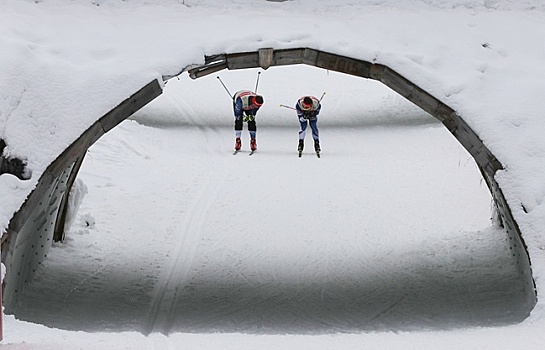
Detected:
left=13, top=119, right=530, bottom=334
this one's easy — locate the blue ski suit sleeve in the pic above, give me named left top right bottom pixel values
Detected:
left=234, top=98, right=244, bottom=118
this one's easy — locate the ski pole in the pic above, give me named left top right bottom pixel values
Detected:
left=254, top=71, right=261, bottom=93
left=217, top=76, right=233, bottom=100
left=319, top=91, right=326, bottom=102
left=279, top=104, right=297, bottom=110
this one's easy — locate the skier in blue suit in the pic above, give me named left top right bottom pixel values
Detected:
left=296, top=95, right=321, bottom=155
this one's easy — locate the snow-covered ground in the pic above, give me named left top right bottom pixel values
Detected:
left=1, top=66, right=536, bottom=348
left=2, top=1, right=545, bottom=349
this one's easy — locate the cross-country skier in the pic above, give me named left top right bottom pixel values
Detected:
left=233, top=90, right=264, bottom=152
left=296, top=95, right=321, bottom=155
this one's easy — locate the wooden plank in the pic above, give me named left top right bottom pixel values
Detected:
left=442, top=113, right=502, bottom=174
left=379, top=67, right=414, bottom=98
left=204, top=54, right=226, bottom=65
left=369, top=63, right=386, bottom=80
left=99, top=79, right=163, bottom=133
left=258, top=48, right=274, bottom=69
left=433, top=104, right=453, bottom=122
left=53, top=155, right=85, bottom=242
left=47, top=123, right=104, bottom=178
left=314, top=51, right=371, bottom=78
left=188, top=61, right=228, bottom=79
left=409, top=90, right=442, bottom=117
left=380, top=67, right=447, bottom=122
left=226, top=51, right=260, bottom=70
left=272, top=48, right=306, bottom=66
left=302, top=48, right=319, bottom=66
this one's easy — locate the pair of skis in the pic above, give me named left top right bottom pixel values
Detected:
left=233, top=149, right=320, bottom=158
left=233, top=150, right=256, bottom=156
left=298, top=150, right=321, bottom=158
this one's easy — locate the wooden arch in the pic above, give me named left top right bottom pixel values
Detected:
left=1, top=48, right=536, bottom=313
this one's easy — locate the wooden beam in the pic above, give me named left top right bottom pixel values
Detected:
left=314, top=51, right=372, bottom=78
left=226, top=51, right=260, bottom=70
left=188, top=60, right=228, bottom=79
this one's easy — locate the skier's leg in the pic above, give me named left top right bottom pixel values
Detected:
left=235, top=117, right=243, bottom=137
left=234, top=117, right=243, bottom=150
left=299, top=120, right=308, bottom=140
left=298, top=120, right=307, bottom=152
left=310, top=119, right=320, bottom=152
left=248, top=120, right=257, bottom=151
left=309, top=118, right=319, bottom=141
left=248, top=120, right=256, bottom=139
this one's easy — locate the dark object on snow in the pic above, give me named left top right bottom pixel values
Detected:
left=0, top=139, right=31, bottom=180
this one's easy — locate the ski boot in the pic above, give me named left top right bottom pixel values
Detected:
left=234, top=138, right=242, bottom=152
left=298, top=139, right=304, bottom=157
left=250, top=138, right=257, bottom=152
left=314, top=140, right=321, bottom=158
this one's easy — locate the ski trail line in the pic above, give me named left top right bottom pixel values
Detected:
left=144, top=127, right=228, bottom=335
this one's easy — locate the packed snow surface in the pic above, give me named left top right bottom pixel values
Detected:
left=2, top=0, right=545, bottom=349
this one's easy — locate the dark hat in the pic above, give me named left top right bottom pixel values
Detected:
left=302, top=96, right=313, bottom=110
left=253, top=95, right=264, bottom=106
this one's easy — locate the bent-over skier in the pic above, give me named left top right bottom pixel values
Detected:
left=296, top=96, right=321, bottom=156
left=233, top=90, right=264, bottom=153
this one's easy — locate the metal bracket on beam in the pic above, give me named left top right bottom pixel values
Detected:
left=258, top=48, right=274, bottom=70
left=188, top=59, right=228, bottom=80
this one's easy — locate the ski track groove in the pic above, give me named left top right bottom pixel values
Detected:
left=61, top=265, right=108, bottom=302
left=145, top=127, right=228, bottom=335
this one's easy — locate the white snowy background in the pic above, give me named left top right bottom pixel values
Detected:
left=2, top=0, right=545, bottom=349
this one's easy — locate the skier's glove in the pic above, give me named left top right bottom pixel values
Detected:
left=299, top=116, right=307, bottom=123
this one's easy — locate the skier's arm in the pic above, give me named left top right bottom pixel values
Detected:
left=296, top=104, right=306, bottom=121
left=234, top=98, right=243, bottom=117
left=314, top=103, right=321, bottom=116
left=248, top=106, right=259, bottom=117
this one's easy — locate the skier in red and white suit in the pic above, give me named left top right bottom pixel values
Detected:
left=233, top=90, right=264, bottom=152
